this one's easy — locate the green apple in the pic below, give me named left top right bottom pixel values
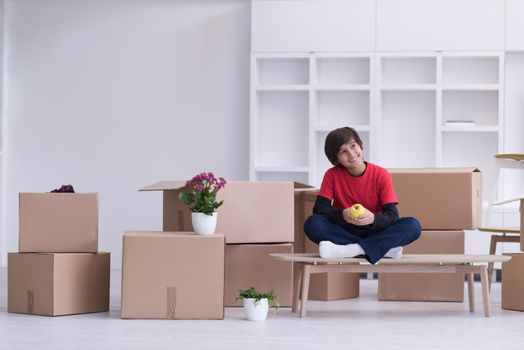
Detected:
left=349, top=204, right=366, bottom=219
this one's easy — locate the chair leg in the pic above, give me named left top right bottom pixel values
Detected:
left=487, top=235, right=498, bottom=290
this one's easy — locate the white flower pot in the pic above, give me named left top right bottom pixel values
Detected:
left=191, top=212, right=217, bottom=235
left=243, top=298, right=269, bottom=321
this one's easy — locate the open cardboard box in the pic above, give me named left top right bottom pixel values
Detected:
left=388, top=168, right=482, bottom=230
left=140, top=181, right=316, bottom=244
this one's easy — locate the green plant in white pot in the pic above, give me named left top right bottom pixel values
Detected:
left=237, top=287, right=279, bottom=321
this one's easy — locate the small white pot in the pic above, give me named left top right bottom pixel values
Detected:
left=191, top=212, right=217, bottom=235
left=243, top=298, right=269, bottom=321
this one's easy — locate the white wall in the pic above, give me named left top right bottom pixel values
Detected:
left=1, top=0, right=251, bottom=267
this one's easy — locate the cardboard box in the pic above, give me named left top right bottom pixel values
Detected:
left=378, top=230, right=465, bottom=302
left=293, top=190, right=360, bottom=300
left=224, top=243, right=293, bottom=307
left=502, top=253, right=524, bottom=311
left=140, top=181, right=315, bottom=244
left=303, top=236, right=360, bottom=300
left=8, top=252, right=110, bottom=316
left=19, top=193, right=99, bottom=253
left=388, top=168, right=482, bottom=230
left=121, top=231, right=225, bottom=319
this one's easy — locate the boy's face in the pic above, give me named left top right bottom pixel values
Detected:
left=336, top=138, right=365, bottom=173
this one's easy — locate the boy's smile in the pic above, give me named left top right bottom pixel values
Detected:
left=336, top=139, right=366, bottom=176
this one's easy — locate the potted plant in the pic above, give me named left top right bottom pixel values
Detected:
left=178, top=172, right=226, bottom=235
left=237, top=287, right=279, bottom=321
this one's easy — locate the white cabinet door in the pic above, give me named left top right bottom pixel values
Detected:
left=506, top=0, right=524, bottom=51
left=251, top=0, right=375, bottom=53
left=377, top=0, right=505, bottom=51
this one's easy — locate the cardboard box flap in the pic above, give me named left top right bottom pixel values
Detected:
left=388, top=167, right=480, bottom=174
left=293, top=181, right=315, bottom=190
left=139, top=181, right=186, bottom=192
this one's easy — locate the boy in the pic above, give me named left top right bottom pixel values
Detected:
left=304, top=127, right=421, bottom=264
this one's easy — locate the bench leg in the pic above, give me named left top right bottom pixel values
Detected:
left=479, top=266, right=491, bottom=317
left=488, top=235, right=498, bottom=290
left=292, top=263, right=303, bottom=313
left=300, top=265, right=312, bottom=318
left=467, top=272, right=475, bottom=312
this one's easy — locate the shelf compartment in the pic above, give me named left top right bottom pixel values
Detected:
left=442, top=125, right=499, bottom=133
left=316, top=57, right=370, bottom=85
left=442, top=91, right=499, bottom=126
left=442, top=57, right=499, bottom=84
left=256, top=91, right=309, bottom=167
left=257, top=58, right=309, bottom=85
left=316, top=91, right=370, bottom=127
left=381, top=91, right=436, bottom=168
left=381, top=57, right=436, bottom=85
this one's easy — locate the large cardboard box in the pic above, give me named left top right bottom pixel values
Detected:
left=140, top=181, right=315, bottom=244
left=8, top=252, right=110, bottom=316
left=224, top=243, right=293, bottom=307
left=19, top=193, right=99, bottom=253
left=121, top=231, right=225, bottom=319
left=378, top=230, right=465, bottom=301
left=502, top=253, right=524, bottom=311
left=294, top=189, right=359, bottom=300
left=388, top=168, right=482, bottom=230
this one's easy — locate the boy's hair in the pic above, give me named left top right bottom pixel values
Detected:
left=324, top=127, right=364, bottom=165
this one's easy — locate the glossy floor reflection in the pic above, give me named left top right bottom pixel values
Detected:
left=1, top=268, right=523, bottom=349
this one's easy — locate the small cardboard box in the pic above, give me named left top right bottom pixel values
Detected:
left=224, top=243, right=293, bottom=307
left=388, top=168, right=482, bottom=230
left=140, top=181, right=315, bottom=244
left=294, top=190, right=359, bottom=300
left=8, top=252, right=110, bottom=316
left=303, top=236, right=360, bottom=300
left=121, top=231, right=225, bottom=319
left=19, top=193, right=99, bottom=253
left=502, top=253, right=524, bottom=311
left=378, top=230, right=465, bottom=302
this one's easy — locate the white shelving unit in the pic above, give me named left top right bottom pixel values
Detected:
left=250, top=52, right=505, bottom=197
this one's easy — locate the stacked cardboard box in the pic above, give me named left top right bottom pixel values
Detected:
left=502, top=198, right=524, bottom=311
left=9, top=193, right=110, bottom=316
left=379, top=168, right=482, bottom=301
left=139, top=181, right=317, bottom=307
left=294, top=190, right=359, bottom=301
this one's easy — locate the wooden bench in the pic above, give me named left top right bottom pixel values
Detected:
left=270, top=253, right=511, bottom=317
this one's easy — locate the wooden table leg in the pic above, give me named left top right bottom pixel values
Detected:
left=292, top=263, right=303, bottom=313
left=479, top=265, right=491, bottom=317
left=466, top=272, right=475, bottom=312
left=488, top=235, right=498, bottom=290
left=300, top=265, right=311, bottom=318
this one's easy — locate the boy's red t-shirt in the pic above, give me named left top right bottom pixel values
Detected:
left=318, top=162, right=398, bottom=214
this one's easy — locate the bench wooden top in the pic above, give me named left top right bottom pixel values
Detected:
left=270, top=253, right=511, bottom=265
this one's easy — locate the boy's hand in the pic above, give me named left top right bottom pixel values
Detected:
left=343, top=206, right=375, bottom=226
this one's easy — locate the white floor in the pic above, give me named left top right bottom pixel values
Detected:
left=1, top=269, right=523, bottom=350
